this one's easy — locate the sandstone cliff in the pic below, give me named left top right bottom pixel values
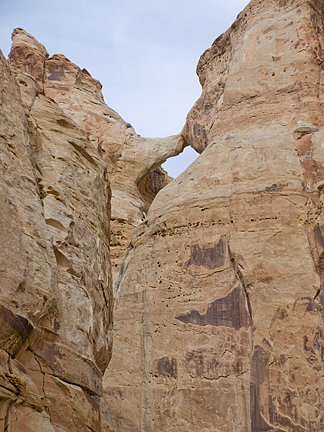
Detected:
left=0, top=27, right=187, bottom=432
left=102, top=0, right=324, bottom=431
left=0, top=44, right=112, bottom=431
left=8, top=27, right=186, bottom=290
left=3, top=0, right=324, bottom=430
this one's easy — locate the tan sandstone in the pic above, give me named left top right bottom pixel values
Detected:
left=0, top=41, right=112, bottom=431
left=8, top=28, right=187, bottom=288
left=3, top=0, right=324, bottom=430
left=102, top=0, right=324, bottom=431
left=1, top=26, right=188, bottom=432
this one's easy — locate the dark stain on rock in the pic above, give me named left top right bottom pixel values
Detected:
left=265, top=184, right=283, bottom=193
left=192, top=122, right=208, bottom=152
left=47, top=69, right=65, bottom=81
left=193, top=123, right=208, bottom=139
left=184, top=238, right=226, bottom=270
left=250, top=346, right=273, bottom=432
left=294, top=126, right=319, bottom=135
left=156, top=357, right=177, bottom=378
left=184, top=348, right=245, bottom=378
left=46, top=85, right=70, bottom=92
left=295, top=133, right=324, bottom=185
left=303, top=335, right=317, bottom=364
left=314, top=226, right=324, bottom=269
left=305, top=300, right=321, bottom=315
left=314, top=225, right=324, bottom=251
left=313, top=330, right=324, bottom=364
left=175, top=286, right=252, bottom=330
left=313, top=226, right=324, bottom=317
left=320, top=288, right=324, bottom=318
left=303, top=330, right=324, bottom=366
left=0, top=304, right=34, bottom=357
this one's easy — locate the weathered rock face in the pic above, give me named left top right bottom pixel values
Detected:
left=2, top=27, right=189, bottom=432
left=0, top=43, right=112, bottom=431
left=8, top=28, right=187, bottom=289
left=5, top=0, right=324, bottom=430
left=103, top=0, right=324, bottom=430
left=8, top=27, right=49, bottom=94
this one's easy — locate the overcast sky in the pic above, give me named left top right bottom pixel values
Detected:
left=0, top=0, right=249, bottom=177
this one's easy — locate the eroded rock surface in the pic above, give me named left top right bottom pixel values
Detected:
left=7, top=28, right=187, bottom=289
left=4, top=0, right=324, bottom=430
left=103, top=0, right=324, bottom=430
left=1, top=27, right=189, bottom=432
left=0, top=45, right=112, bottom=431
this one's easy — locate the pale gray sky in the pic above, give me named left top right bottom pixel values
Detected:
left=0, top=0, right=249, bottom=177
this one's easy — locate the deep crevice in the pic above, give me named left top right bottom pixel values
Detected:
left=114, top=242, right=134, bottom=296
left=228, top=245, right=253, bottom=319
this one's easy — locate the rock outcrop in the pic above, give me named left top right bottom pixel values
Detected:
left=0, top=43, right=112, bottom=430
left=1, top=27, right=187, bottom=432
left=7, top=28, right=187, bottom=289
left=4, top=0, right=324, bottom=430
left=102, top=0, right=324, bottom=431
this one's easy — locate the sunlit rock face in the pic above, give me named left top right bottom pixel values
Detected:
left=102, top=0, right=324, bottom=430
left=1, top=28, right=187, bottom=432
left=8, top=27, right=186, bottom=290
left=4, top=0, right=324, bottom=430
left=0, top=44, right=112, bottom=430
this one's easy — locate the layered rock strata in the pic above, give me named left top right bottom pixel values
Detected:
left=0, top=45, right=112, bottom=431
left=102, top=0, right=324, bottom=430
left=8, top=28, right=186, bottom=288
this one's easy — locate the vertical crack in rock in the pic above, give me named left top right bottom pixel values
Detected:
left=228, top=245, right=253, bottom=320
left=114, top=242, right=134, bottom=296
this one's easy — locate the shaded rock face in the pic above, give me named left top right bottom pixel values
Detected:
left=103, top=0, right=324, bottom=431
left=8, top=28, right=187, bottom=289
left=0, top=44, right=112, bottom=431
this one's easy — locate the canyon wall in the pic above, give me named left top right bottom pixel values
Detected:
left=102, top=0, right=324, bottom=431
left=0, top=27, right=186, bottom=431
left=8, top=27, right=186, bottom=288
left=2, top=0, right=324, bottom=430
left=0, top=44, right=112, bottom=431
